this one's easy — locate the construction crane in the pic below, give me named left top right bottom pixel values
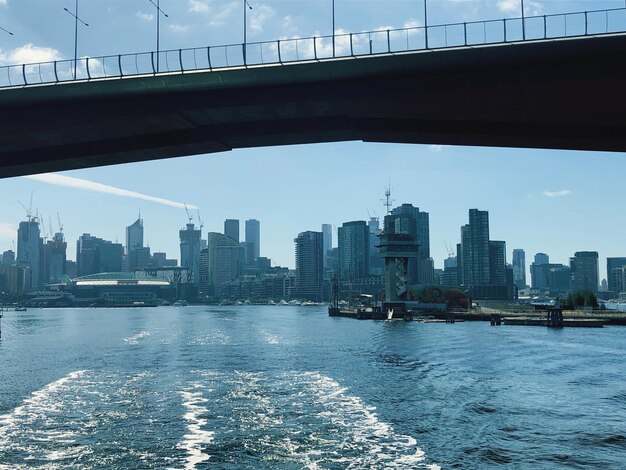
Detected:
left=184, top=204, right=193, bottom=224
left=57, top=212, right=64, bottom=233
left=196, top=209, right=204, bottom=231
left=444, top=241, right=455, bottom=258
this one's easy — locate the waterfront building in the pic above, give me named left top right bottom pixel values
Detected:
left=152, top=252, right=167, bottom=268
left=512, top=249, right=526, bottom=289
left=180, top=223, right=201, bottom=286
left=294, top=231, right=324, bottom=302
left=199, top=248, right=209, bottom=298
left=378, top=214, right=419, bottom=302
left=322, top=224, right=333, bottom=271
left=221, top=272, right=296, bottom=301
left=607, top=257, right=626, bottom=294
left=129, top=247, right=152, bottom=270
left=338, top=221, right=369, bottom=282
left=530, top=253, right=550, bottom=289
left=545, top=264, right=572, bottom=294
left=245, top=219, right=260, bottom=261
left=0, top=265, right=30, bottom=298
left=207, top=232, right=245, bottom=298
left=65, top=260, right=78, bottom=278
left=570, top=251, right=599, bottom=293
left=489, top=241, right=507, bottom=286
left=440, top=256, right=459, bottom=288
left=461, top=209, right=490, bottom=287
left=2, top=249, right=15, bottom=266
left=16, top=218, right=43, bottom=291
left=389, top=204, right=432, bottom=284
left=224, top=219, right=240, bottom=243
left=43, top=231, right=67, bottom=284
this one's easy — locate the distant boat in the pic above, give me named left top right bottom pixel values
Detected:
left=14, top=306, right=27, bottom=312
left=173, top=300, right=188, bottom=307
left=278, top=300, right=288, bottom=306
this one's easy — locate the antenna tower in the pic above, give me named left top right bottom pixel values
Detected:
left=382, top=184, right=394, bottom=215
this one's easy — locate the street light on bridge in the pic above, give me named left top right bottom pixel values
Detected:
left=63, top=0, right=89, bottom=80
left=244, top=0, right=253, bottom=63
left=0, top=26, right=14, bottom=36
left=147, top=0, right=169, bottom=73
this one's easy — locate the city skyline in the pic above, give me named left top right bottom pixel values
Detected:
left=1, top=0, right=625, bottom=275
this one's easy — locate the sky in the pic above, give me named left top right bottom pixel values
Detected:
left=1, top=0, right=625, bottom=279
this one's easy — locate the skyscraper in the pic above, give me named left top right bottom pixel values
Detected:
left=43, top=231, right=67, bottom=284
left=224, top=219, right=240, bottom=243
left=76, top=234, right=123, bottom=276
left=607, top=257, right=626, bottom=294
left=531, top=253, right=550, bottom=289
left=461, top=209, right=490, bottom=287
left=489, top=241, right=507, bottom=286
left=207, top=232, right=245, bottom=298
left=294, top=231, right=324, bottom=302
left=321, top=223, right=333, bottom=270
left=337, top=221, right=369, bottom=281
left=570, top=251, right=599, bottom=292
left=367, top=217, right=384, bottom=276
left=245, top=219, right=260, bottom=261
left=126, top=217, right=143, bottom=255
left=180, top=223, right=201, bottom=286
left=1, top=250, right=15, bottom=266
left=16, top=218, right=42, bottom=291
left=512, top=249, right=526, bottom=289
left=389, top=204, right=432, bottom=284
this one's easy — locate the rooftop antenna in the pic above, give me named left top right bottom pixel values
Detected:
left=381, top=182, right=394, bottom=215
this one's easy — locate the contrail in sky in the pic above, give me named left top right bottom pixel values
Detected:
left=23, top=173, right=198, bottom=210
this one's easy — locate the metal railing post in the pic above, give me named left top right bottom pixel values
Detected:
left=277, top=40, right=282, bottom=63
left=151, top=52, right=156, bottom=74
left=118, top=54, right=123, bottom=77
left=86, top=57, right=91, bottom=79
left=22, top=64, right=27, bottom=85
left=387, top=29, right=390, bottom=52
left=350, top=33, right=353, bottom=56
left=207, top=47, right=212, bottom=70
left=242, top=43, right=246, bottom=66
left=464, top=22, right=467, bottom=45
left=544, top=15, right=547, bottom=38
left=54, top=61, right=59, bottom=82
left=313, top=36, right=317, bottom=60
left=179, top=49, right=184, bottom=72
left=504, top=18, right=507, bottom=42
left=585, top=11, right=588, bottom=35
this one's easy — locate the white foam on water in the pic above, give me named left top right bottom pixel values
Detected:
left=0, top=370, right=93, bottom=464
left=191, top=331, right=231, bottom=345
left=123, top=330, right=150, bottom=345
left=259, top=329, right=280, bottom=344
left=177, top=385, right=215, bottom=469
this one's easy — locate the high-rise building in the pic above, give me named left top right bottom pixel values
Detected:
left=321, top=224, right=333, bottom=270
left=440, top=256, right=459, bottom=288
left=1, top=249, right=15, bottom=266
left=461, top=209, right=490, bottom=287
left=512, top=249, right=526, bottom=289
left=206, top=232, right=245, bottom=298
left=337, top=221, right=369, bottom=281
left=180, top=223, right=202, bottom=286
left=389, top=204, right=432, bottom=284
left=570, top=251, right=599, bottom=292
left=530, top=253, right=550, bottom=289
left=16, top=218, right=43, bottom=291
left=76, top=234, right=123, bottom=276
left=126, top=218, right=143, bottom=254
left=294, top=231, right=324, bottom=301
left=367, top=217, right=384, bottom=276
left=129, top=247, right=152, bottom=270
left=245, top=219, right=260, bottom=261
left=43, top=231, right=67, bottom=284
left=607, top=257, right=626, bottom=294
left=489, top=241, right=507, bottom=286
left=224, top=219, right=240, bottom=243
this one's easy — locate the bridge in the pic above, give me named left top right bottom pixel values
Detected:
left=1, top=7, right=626, bottom=178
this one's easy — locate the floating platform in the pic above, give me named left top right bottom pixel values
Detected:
left=503, top=317, right=604, bottom=328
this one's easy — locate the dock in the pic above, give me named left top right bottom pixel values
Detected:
left=503, top=317, right=604, bottom=328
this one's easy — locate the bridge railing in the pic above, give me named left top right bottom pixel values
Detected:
left=2, top=7, right=626, bottom=89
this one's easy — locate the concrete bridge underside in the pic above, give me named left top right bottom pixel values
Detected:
left=1, top=34, right=626, bottom=178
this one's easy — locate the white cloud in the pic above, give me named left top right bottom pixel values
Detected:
left=0, top=44, right=61, bottom=66
left=23, top=174, right=198, bottom=210
left=208, top=1, right=238, bottom=27
left=249, top=4, right=276, bottom=33
left=189, top=0, right=210, bottom=14
left=168, top=24, right=190, bottom=34
left=136, top=11, right=154, bottom=22
left=0, top=0, right=7, bottom=6
left=497, top=0, right=543, bottom=16
left=542, top=190, right=571, bottom=198
left=429, top=145, right=444, bottom=152
left=0, top=223, right=16, bottom=240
